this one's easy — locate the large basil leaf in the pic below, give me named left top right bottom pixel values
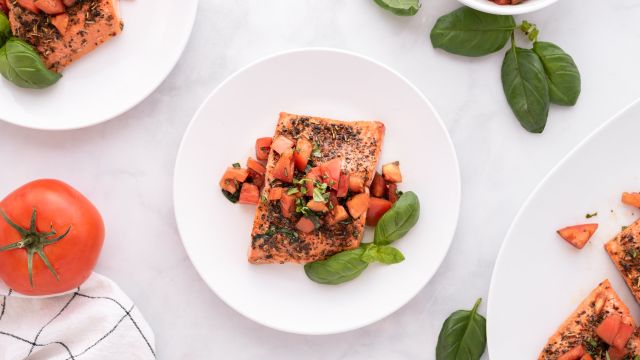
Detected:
left=501, top=46, right=549, bottom=133
left=373, top=0, right=420, bottom=16
left=0, top=38, right=61, bottom=89
left=374, top=191, right=420, bottom=246
left=304, top=247, right=369, bottom=285
left=533, top=41, right=581, bottom=106
left=0, top=12, right=10, bottom=46
left=430, top=7, right=515, bottom=57
left=436, top=298, right=487, bottom=360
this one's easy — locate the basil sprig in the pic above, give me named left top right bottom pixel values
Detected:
left=436, top=298, right=487, bottom=360
left=430, top=6, right=581, bottom=133
left=373, top=0, right=420, bottom=16
left=0, top=38, right=61, bottom=89
left=304, top=191, right=419, bottom=285
left=0, top=12, right=10, bottom=46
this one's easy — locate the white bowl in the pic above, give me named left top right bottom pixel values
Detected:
left=457, top=0, right=559, bottom=15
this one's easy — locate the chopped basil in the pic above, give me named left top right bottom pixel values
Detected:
left=222, top=189, right=239, bottom=203
left=287, top=188, right=300, bottom=195
left=313, top=188, right=325, bottom=202
left=623, top=226, right=629, bottom=231
left=232, top=163, right=241, bottom=168
left=312, top=143, right=322, bottom=157
left=585, top=212, right=597, bottom=219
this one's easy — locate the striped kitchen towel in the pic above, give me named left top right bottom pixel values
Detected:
left=0, top=273, right=155, bottom=360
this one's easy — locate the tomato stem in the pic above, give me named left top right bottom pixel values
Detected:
left=0, top=208, right=71, bottom=288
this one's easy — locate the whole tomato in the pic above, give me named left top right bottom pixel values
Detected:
left=0, top=179, right=104, bottom=296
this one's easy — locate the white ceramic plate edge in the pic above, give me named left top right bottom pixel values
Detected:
left=173, top=47, right=462, bottom=335
left=457, top=0, right=560, bottom=15
left=486, top=96, right=640, bottom=357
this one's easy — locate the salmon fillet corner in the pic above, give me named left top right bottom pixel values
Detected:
left=605, top=218, right=640, bottom=306
left=7, top=0, right=123, bottom=72
left=248, top=112, right=385, bottom=264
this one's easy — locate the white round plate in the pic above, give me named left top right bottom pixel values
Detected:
left=0, top=0, right=198, bottom=130
left=174, top=48, right=461, bottom=335
left=488, top=98, right=640, bottom=358
left=457, top=0, right=559, bottom=15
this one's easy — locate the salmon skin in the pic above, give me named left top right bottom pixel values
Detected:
left=605, top=219, right=640, bottom=305
left=539, top=280, right=638, bottom=359
left=6, top=0, right=123, bottom=72
left=248, top=112, right=385, bottom=264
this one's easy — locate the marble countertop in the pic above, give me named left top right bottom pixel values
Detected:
left=1, top=0, right=639, bottom=358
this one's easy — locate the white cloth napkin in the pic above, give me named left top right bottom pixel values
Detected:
left=0, top=273, right=155, bottom=360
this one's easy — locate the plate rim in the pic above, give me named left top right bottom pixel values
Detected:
left=0, top=0, right=199, bottom=131
left=486, top=96, right=640, bottom=357
left=173, top=47, right=462, bottom=335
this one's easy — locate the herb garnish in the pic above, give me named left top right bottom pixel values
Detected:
left=287, top=188, right=299, bottom=195
left=436, top=298, right=487, bottom=360
left=312, top=143, right=322, bottom=158
left=232, top=163, right=241, bottom=168
left=586, top=212, right=598, bottom=219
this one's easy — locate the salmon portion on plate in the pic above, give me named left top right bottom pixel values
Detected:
left=605, top=218, right=640, bottom=306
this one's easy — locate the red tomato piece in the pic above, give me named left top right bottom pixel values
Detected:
left=336, top=172, right=349, bottom=198
left=346, top=193, right=369, bottom=220
left=557, top=345, right=585, bottom=360
left=51, top=13, right=69, bottom=34
left=272, top=150, right=294, bottom=183
left=1, top=0, right=9, bottom=14
left=34, top=0, right=64, bottom=14
left=271, top=136, right=294, bottom=155
left=349, top=175, right=365, bottom=193
left=246, top=157, right=266, bottom=175
left=596, top=315, right=622, bottom=346
left=293, top=137, right=313, bottom=172
left=580, top=354, right=593, bottom=360
left=219, top=167, right=249, bottom=193
left=607, top=346, right=629, bottom=360
left=62, top=0, right=75, bottom=5
left=247, top=169, right=264, bottom=189
left=238, top=183, right=260, bottom=205
left=296, top=216, right=321, bottom=233
left=255, top=137, right=272, bottom=161
left=321, top=158, right=342, bottom=189
left=17, top=0, right=40, bottom=13
left=557, top=223, right=598, bottom=249
left=307, top=200, right=328, bottom=213
left=622, top=192, right=640, bottom=207
left=366, top=197, right=393, bottom=226
left=382, top=161, right=403, bottom=183
left=326, top=205, right=349, bottom=226
left=268, top=187, right=283, bottom=201
left=370, top=172, right=386, bottom=198
left=304, top=166, right=322, bottom=195
left=387, top=183, right=399, bottom=203
left=613, top=321, right=634, bottom=349
left=280, top=194, right=296, bottom=218
left=0, top=180, right=104, bottom=296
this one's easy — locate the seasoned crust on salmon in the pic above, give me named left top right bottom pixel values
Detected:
left=539, top=280, right=637, bottom=359
left=605, top=219, right=640, bottom=305
left=6, top=0, right=123, bottom=72
left=248, top=112, right=385, bottom=264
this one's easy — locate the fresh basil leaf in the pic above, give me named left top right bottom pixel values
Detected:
left=304, top=247, right=369, bottom=285
left=0, top=12, right=10, bottom=46
left=376, top=246, right=405, bottom=264
left=373, top=0, right=420, bottom=16
left=436, top=298, right=487, bottom=360
left=430, top=7, right=515, bottom=57
left=0, top=38, right=61, bottom=89
left=374, top=191, right=420, bottom=246
left=501, top=46, right=549, bottom=133
left=360, top=243, right=379, bottom=264
left=532, top=41, right=581, bottom=106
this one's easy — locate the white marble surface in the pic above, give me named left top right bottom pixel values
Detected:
left=1, top=0, right=639, bottom=358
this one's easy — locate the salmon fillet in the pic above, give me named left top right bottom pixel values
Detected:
left=606, top=219, right=640, bottom=305
left=539, top=280, right=638, bottom=359
left=7, top=0, right=123, bottom=72
left=248, top=112, right=385, bottom=264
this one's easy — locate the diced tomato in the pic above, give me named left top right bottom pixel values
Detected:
left=557, top=223, right=598, bottom=249
left=255, top=137, right=272, bottom=161
left=607, top=346, right=629, bottom=360
left=580, top=354, right=593, bottom=360
left=382, top=161, right=403, bottom=183
left=307, top=200, right=328, bottom=213
left=366, top=197, right=393, bottom=226
left=293, top=137, right=313, bottom=172
left=326, top=205, right=349, bottom=226
left=62, top=0, right=75, bottom=5
left=17, top=0, right=40, bottom=13
left=321, top=158, right=342, bottom=189
left=268, top=187, right=283, bottom=201
left=51, top=13, right=69, bottom=34
left=34, top=0, right=64, bottom=14
left=273, top=150, right=295, bottom=183
left=296, top=216, right=321, bottom=233
left=557, top=345, right=585, bottom=360
left=387, top=183, right=399, bottom=203
left=280, top=194, right=296, bottom=218
left=246, top=157, right=266, bottom=175
left=247, top=169, right=264, bottom=189
left=622, top=192, right=640, bottom=208
left=336, top=172, right=349, bottom=198
left=271, top=136, right=294, bottom=155
left=304, top=166, right=322, bottom=195
left=596, top=315, right=622, bottom=346
left=238, top=183, right=260, bottom=205
left=0, top=0, right=7, bottom=14
left=613, top=321, right=634, bottom=349
left=349, top=175, right=365, bottom=193
left=219, top=167, right=249, bottom=193
left=370, top=172, right=386, bottom=198
left=347, top=193, right=369, bottom=220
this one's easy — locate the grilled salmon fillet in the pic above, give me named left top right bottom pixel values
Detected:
left=539, top=280, right=638, bottom=359
left=248, top=112, right=385, bottom=264
left=606, top=219, right=640, bottom=305
left=6, top=0, right=123, bottom=72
